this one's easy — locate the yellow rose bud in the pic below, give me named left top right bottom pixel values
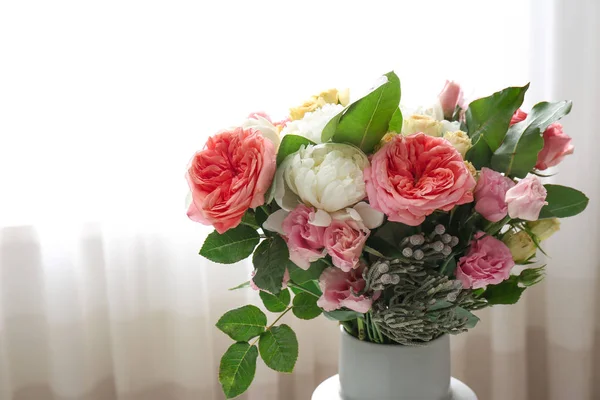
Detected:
left=289, top=88, right=350, bottom=121
left=503, top=230, right=537, bottom=263
left=401, top=114, right=443, bottom=137
left=464, top=161, right=477, bottom=178
left=443, top=130, right=472, bottom=158
left=375, top=132, right=398, bottom=151
left=526, top=218, right=561, bottom=241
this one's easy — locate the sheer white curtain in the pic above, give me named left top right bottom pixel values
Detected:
left=1, top=1, right=598, bottom=399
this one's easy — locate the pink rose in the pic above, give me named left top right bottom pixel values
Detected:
left=456, top=232, right=515, bottom=289
left=438, top=80, right=464, bottom=118
left=250, top=268, right=290, bottom=292
left=474, top=168, right=515, bottom=222
left=186, top=127, right=276, bottom=233
left=510, top=109, right=528, bottom=126
left=247, top=111, right=272, bottom=123
left=323, top=219, right=369, bottom=272
left=364, top=133, right=476, bottom=226
left=282, top=205, right=327, bottom=270
left=505, top=175, right=548, bottom=221
left=535, top=123, right=574, bottom=170
left=317, top=264, right=372, bottom=313
left=510, top=110, right=574, bottom=170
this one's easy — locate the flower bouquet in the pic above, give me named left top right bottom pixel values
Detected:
left=185, top=72, right=588, bottom=399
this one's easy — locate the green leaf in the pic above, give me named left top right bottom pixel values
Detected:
left=482, top=276, right=525, bottom=305
left=258, top=324, right=299, bottom=373
left=538, top=184, right=589, bottom=219
left=228, top=281, right=251, bottom=291
left=200, top=225, right=260, bottom=264
left=330, top=71, right=401, bottom=152
left=292, top=292, right=322, bottom=320
left=323, top=309, right=363, bottom=321
left=454, top=306, right=480, bottom=328
left=288, top=259, right=327, bottom=284
left=255, top=206, right=269, bottom=230
left=219, top=342, right=258, bottom=399
left=491, top=100, right=573, bottom=177
left=365, top=236, right=403, bottom=258
left=216, top=305, right=267, bottom=342
left=241, top=210, right=259, bottom=230
left=388, top=107, right=403, bottom=133
left=252, top=236, right=293, bottom=294
left=290, top=280, right=322, bottom=297
left=276, top=135, right=315, bottom=166
left=259, top=289, right=291, bottom=313
left=466, top=135, right=494, bottom=169
left=321, top=107, right=345, bottom=143
left=440, top=256, right=457, bottom=277
left=466, top=84, right=529, bottom=150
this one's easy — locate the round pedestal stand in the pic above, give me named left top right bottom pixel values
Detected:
left=312, top=375, right=477, bottom=400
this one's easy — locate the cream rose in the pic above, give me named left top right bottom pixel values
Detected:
left=443, top=130, right=472, bottom=158
left=273, top=143, right=369, bottom=212
left=401, top=114, right=443, bottom=137
left=502, top=230, right=537, bottom=263
left=280, top=103, right=344, bottom=144
left=241, top=114, right=280, bottom=149
left=290, top=88, right=350, bottom=121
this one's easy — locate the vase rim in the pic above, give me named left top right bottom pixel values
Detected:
left=339, top=325, right=448, bottom=348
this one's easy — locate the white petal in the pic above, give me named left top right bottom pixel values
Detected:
left=309, top=209, right=332, bottom=227
left=353, top=202, right=385, bottom=229
left=263, top=209, right=289, bottom=235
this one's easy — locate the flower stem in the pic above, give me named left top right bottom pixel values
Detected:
left=250, top=306, right=292, bottom=346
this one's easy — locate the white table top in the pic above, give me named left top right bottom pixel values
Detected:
left=312, top=375, right=477, bottom=400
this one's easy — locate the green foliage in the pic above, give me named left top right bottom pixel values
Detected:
left=252, top=236, right=294, bottom=294
left=292, top=292, right=322, bottom=320
left=482, top=276, right=525, bottom=305
left=440, top=256, right=457, bottom=277
left=259, top=289, right=291, bottom=313
left=219, top=342, right=258, bottom=399
left=465, top=85, right=529, bottom=168
left=200, top=225, right=260, bottom=264
left=258, top=325, right=299, bottom=373
left=365, top=236, right=403, bottom=258
left=491, top=100, right=573, bottom=177
left=324, top=71, right=401, bottom=152
left=216, top=305, right=267, bottom=342
left=276, top=135, right=315, bottom=166
left=289, top=280, right=321, bottom=297
left=323, top=309, right=363, bottom=321
left=518, top=266, right=545, bottom=287
left=255, top=206, right=269, bottom=230
left=538, top=184, right=589, bottom=219
left=228, top=281, right=250, bottom=291
left=388, top=107, right=403, bottom=133
left=287, top=259, right=327, bottom=284
left=454, top=306, right=480, bottom=329
left=241, top=210, right=259, bottom=229
left=466, top=84, right=529, bottom=150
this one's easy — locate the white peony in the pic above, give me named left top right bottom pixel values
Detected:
left=241, top=115, right=280, bottom=149
left=273, top=143, right=369, bottom=212
left=280, top=103, right=344, bottom=143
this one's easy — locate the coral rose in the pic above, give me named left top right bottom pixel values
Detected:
left=317, top=263, right=372, bottom=313
left=364, top=133, right=476, bottom=226
left=505, top=175, right=548, bottom=221
left=186, top=127, right=276, bottom=233
left=510, top=108, right=528, bottom=126
left=474, top=168, right=515, bottom=222
left=456, top=232, right=515, bottom=289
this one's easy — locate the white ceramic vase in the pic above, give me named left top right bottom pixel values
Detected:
left=338, top=327, right=451, bottom=400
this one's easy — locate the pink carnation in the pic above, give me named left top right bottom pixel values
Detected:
left=323, top=219, right=369, bottom=272
left=510, top=109, right=528, bottom=126
left=505, top=175, right=548, bottom=221
left=456, top=232, right=515, bottom=289
left=186, top=127, right=276, bottom=233
left=364, top=133, right=476, bottom=226
left=317, top=264, right=372, bottom=313
left=282, top=205, right=327, bottom=270
left=474, top=168, right=515, bottom=222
